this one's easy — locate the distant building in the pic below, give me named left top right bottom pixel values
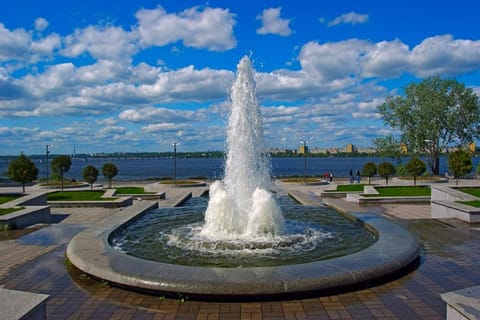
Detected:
left=345, top=144, right=356, bottom=153
left=469, top=142, right=475, bottom=153
left=298, top=145, right=308, bottom=154
left=401, top=143, right=408, bottom=154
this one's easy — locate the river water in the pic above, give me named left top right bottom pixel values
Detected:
left=1, top=155, right=476, bottom=182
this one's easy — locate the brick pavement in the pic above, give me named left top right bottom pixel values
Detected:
left=0, top=189, right=479, bottom=319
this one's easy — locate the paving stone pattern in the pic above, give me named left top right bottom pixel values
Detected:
left=0, top=195, right=479, bottom=319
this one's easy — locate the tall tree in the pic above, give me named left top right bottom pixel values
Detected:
left=405, top=156, right=426, bottom=187
left=82, top=165, right=99, bottom=190
left=378, top=77, right=480, bottom=175
left=448, top=149, right=473, bottom=185
left=378, top=162, right=396, bottom=185
left=102, top=162, right=118, bottom=188
left=51, top=155, right=72, bottom=191
left=362, top=162, right=377, bottom=184
left=6, top=153, right=38, bottom=192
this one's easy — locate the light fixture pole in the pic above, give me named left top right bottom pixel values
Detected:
left=300, top=140, right=308, bottom=184
left=45, top=144, right=53, bottom=185
left=172, top=142, right=178, bottom=187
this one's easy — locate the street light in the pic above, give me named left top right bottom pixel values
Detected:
left=300, top=140, right=308, bottom=184
left=172, top=142, right=178, bottom=187
left=45, top=144, right=53, bottom=185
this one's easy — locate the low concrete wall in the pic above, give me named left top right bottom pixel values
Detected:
left=441, top=285, right=480, bottom=320
left=430, top=186, right=480, bottom=223
left=431, top=201, right=480, bottom=223
left=0, top=288, right=49, bottom=320
left=0, top=192, right=49, bottom=208
left=48, top=196, right=133, bottom=208
left=0, top=206, right=51, bottom=229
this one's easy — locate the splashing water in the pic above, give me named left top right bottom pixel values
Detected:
left=201, top=56, right=285, bottom=238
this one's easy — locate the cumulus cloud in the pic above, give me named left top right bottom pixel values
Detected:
left=328, top=12, right=369, bottom=27
left=62, top=25, right=138, bottom=61
left=135, top=6, right=236, bottom=51
left=34, top=17, right=49, bottom=32
left=256, top=7, right=292, bottom=36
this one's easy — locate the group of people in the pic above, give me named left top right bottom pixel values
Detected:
left=349, top=169, right=361, bottom=183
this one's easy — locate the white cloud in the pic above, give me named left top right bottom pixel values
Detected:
left=135, top=6, right=237, bottom=51
left=34, top=17, right=49, bottom=32
left=256, top=7, right=292, bottom=36
left=62, top=25, right=138, bottom=61
left=328, top=12, right=369, bottom=27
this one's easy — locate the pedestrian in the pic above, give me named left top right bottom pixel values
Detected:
left=349, top=169, right=353, bottom=183
left=356, top=170, right=361, bottom=183
left=329, top=172, right=334, bottom=182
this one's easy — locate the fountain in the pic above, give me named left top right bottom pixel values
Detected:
left=66, top=56, right=421, bottom=300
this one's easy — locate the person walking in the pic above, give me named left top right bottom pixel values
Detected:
left=356, top=170, right=361, bottom=183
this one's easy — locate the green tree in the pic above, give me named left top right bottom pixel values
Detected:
left=378, top=77, right=480, bottom=175
left=82, top=165, right=99, bottom=190
left=448, top=149, right=473, bottom=185
left=102, top=162, right=118, bottom=188
left=51, top=155, right=72, bottom=191
left=378, top=162, right=396, bottom=185
left=6, top=153, right=38, bottom=192
left=405, top=156, right=426, bottom=187
left=362, top=162, right=377, bottom=184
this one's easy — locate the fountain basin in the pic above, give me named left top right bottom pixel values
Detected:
left=66, top=200, right=420, bottom=300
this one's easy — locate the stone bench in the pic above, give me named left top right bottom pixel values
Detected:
left=0, top=288, right=49, bottom=320
left=442, top=285, right=480, bottom=320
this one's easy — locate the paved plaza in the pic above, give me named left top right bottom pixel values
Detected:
left=0, top=181, right=479, bottom=319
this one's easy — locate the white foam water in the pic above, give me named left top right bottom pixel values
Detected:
left=201, top=56, right=285, bottom=238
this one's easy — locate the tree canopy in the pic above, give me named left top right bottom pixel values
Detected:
left=448, top=149, right=472, bottom=185
left=405, top=156, right=426, bottom=186
left=82, top=165, right=99, bottom=190
left=378, top=162, right=396, bottom=185
left=51, top=155, right=72, bottom=191
left=362, top=162, right=377, bottom=184
left=378, top=77, right=480, bottom=175
left=6, top=153, right=38, bottom=192
left=102, top=162, right=118, bottom=188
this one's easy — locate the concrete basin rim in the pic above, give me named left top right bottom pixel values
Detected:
left=66, top=202, right=421, bottom=298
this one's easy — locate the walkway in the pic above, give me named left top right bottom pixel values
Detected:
left=0, top=182, right=479, bottom=319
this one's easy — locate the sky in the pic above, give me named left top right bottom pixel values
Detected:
left=0, top=0, right=479, bottom=155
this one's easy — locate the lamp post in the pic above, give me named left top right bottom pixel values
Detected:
left=300, top=140, right=308, bottom=184
left=172, top=142, right=178, bottom=187
left=45, top=144, right=53, bottom=184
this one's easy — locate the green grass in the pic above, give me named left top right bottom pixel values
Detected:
left=47, top=191, right=116, bottom=201
left=0, top=195, right=21, bottom=205
left=458, top=200, right=480, bottom=208
left=0, top=207, right=24, bottom=216
left=457, top=187, right=480, bottom=197
left=113, top=187, right=154, bottom=195
left=334, top=184, right=365, bottom=192
left=370, top=186, right=431, bottom=197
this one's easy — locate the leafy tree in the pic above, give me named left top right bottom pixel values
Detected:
left=405, top=156, right=426, bottom=187
left=378, top=77, right=480, bottom=175
left=362, top=162, right=377, bottom=184
left=82, top=165, right=99, bottom=190
left=102, top=162, right=118, bottom=188
left=448, top=149, right=473, bottom=185
left=6, top=153, right=38, bottom=192
left=378, top=162, right=396, bottom=185
left=51, top=155, right=72, bottom=191
left=373, top=136, right=403, bottom=165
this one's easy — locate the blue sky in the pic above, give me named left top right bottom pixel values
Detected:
left=0, top=0, right=479, bottom=155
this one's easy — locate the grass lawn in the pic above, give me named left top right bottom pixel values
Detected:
left=457, top=187, right=480, bottom=198
left=459, top=200, right=480, bottom=208
left=334, top=184, right=365, bottom=192
left=370, top=186, right=431, bottom=197
left=47, top=191, right=116, bottom=201
left=0, top=195, right=21, bottom=205
left=0, top=207, right=24, bottom=216
left=113, top=187, right=154, bottom=194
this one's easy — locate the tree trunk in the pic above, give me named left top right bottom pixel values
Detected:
left=432, top=155, right=440, bottom=175
left=22, top=183, right=25, bottom=193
